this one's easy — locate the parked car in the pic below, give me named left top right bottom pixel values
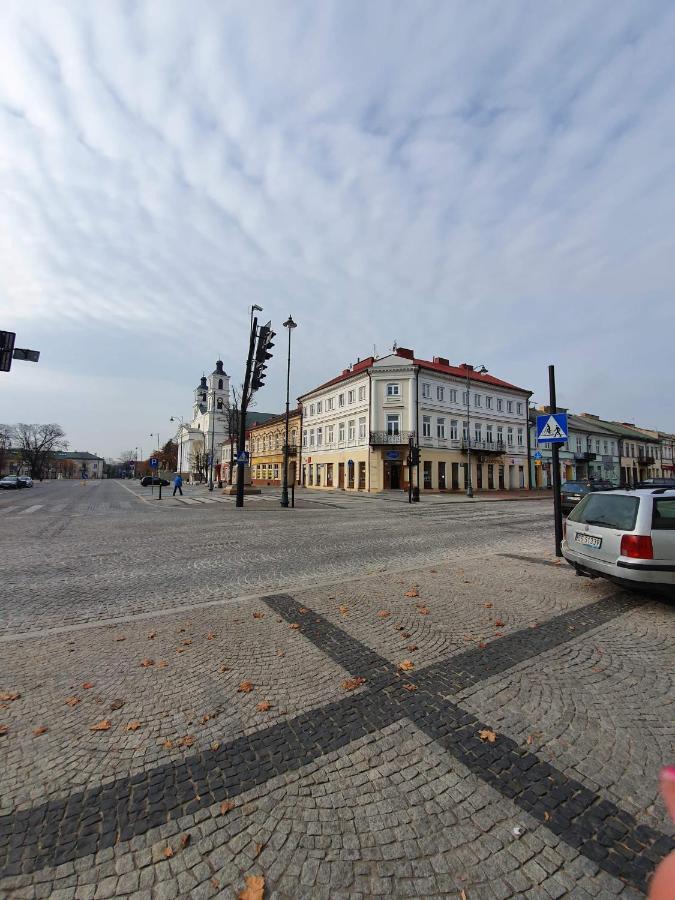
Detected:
left=17, top=476, right=33, bottom=488
left=560, top=480, right=613, bottom=514
left=636, top=478, right=675, bottom=489
left=0, top=476, right=23, bottom=489
left=562, top=488, right=675, bottom=597
left=140, top=476, right=170, bottom=487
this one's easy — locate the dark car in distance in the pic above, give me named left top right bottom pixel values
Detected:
left=0, top=476, right=24, bottom=490
left=140, top=476, right=170, bottom=487
left=560, top=480, right=614, bottom=514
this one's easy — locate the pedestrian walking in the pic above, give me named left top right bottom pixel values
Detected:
left=173, top=474, right=183, bottom=496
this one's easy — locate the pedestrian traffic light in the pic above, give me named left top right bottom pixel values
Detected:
left=251, top=321, right=275, bottom=391
left=0, top=331, right=16, bottom=372
left=409, top=447, right=420, bottom=466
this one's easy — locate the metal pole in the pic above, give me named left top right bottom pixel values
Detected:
left=236, top=316, right=258, bottom=508
left=466, top=369, right=473, bottom=497
left=208, top=390, right=215, bottom=491
left=549, top=365, right=564, bottom=557
left=281, top=319, right=295, bottom=507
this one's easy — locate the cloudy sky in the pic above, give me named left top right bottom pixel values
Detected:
left=1, top=0, right=674, bottom=457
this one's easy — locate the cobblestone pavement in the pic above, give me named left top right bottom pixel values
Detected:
left=1, top=483, right=673, bottom=898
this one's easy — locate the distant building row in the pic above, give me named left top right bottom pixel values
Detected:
left=1, top=450, right=104, bottom=479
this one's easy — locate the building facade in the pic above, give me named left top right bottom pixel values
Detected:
left=529, top=412, right=621, bottom=487
left=577, top=416, right=660, bottom=486
left=248, top=410, right=302, bottom=486
left=298, top=348, right=532, bottom=494
left=176, top=361, right=232, bottom=482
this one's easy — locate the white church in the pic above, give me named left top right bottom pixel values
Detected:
left=176, top=361, right=232, bottom=482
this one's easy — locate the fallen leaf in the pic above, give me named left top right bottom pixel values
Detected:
left=220, top=664, right=231, bottom=672
left=211, top=879, right=220, bottom=889
left=126, top=721, right=142, bottom=731
left=220, top=800, right=236, bottom=815
left=206, top=632, right=217, bottom=640
left=255, top=842, right=265, bottom=856
left=460, top=890, right=467, bottom=900
left=65, top=696, right=81, bottom=707
left=252, top=612, right=264, bottom=620
left=398, top=660, right=415, bottom=671
left=338, top=605, right=349, bottom=615
left=484, top=602, right=493, bottom=608
left=179, top=735, right=194, bottom=747
left=210, top=741, right=221, bottom=751
left=109, top=699, right=124, bottom=710
left=179, top=833, right=191, bottom=848
left=256, top=701, right=272, bottom=712
left=404, top=588, right=419, bottom=598
left=157, top=660, right=168, bottom=668
left=163, top=739, right=173, bottom=749
left=0, top=725, right=8, bottom=735
left=237, top=681, right=254, bottom=693
left=401, top=632, right=412, bottom=639
left=406, top=645, right=418, bottom=652
left=163, top=846, right=174, bottom=859
left=0, top=692, right=20, bottom=702
left=33, top=726, right=48, bottom=736
left=341, top=676, right=366, bottom=691
left=298, top=607, right=308, bottom=614
left=494, top=619, right=505, bottom=628
left=528, top=623, right=538, bottom=629
left=82, top=683, right=94, bottom=690
left=288, top=623, right=301, bottom=630
left=553, top=559, right=562, bottom=566
left=90, top=719, right=111, bottom=731
left=544, top=811, right=551, bottom=822
left=200, top=714, right=212, bottom=724
left=417, top=607, right=430, bottom=615
left=478, top=642, right=487, bottom=649
left=238, top=874, right=264, bottom=900
left=147, top=632, right=156, bottom=639
left=176, top=648, right=186, bottom=654
left=140, top=659, right=155, bottom=668
left=275, top=651, right=285, bottom=658
left=526, top=734, right=534, bottom=745
left=181, top=639, right=192, bottom=646
left=403, top=684, right=417, bottom=692
left=115, top=636, right=125, bottom=642
left=478, top=729, right=497, bottom=743
left=377, top=610, right=391, bottom=618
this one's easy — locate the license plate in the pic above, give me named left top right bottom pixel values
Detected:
left=575, top=532, right=602, bottom=549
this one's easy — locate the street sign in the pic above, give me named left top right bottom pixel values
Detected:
left=150, top=458, right=158, bottom=468
left=0, top=331, right=16, bottom=372
left=533, top=450, right=543, bottom=460
left=385, top=451, right=400, bottom=460
left=536, top=413, right=568, bottom=443
left=237, top=451, right=249, bottom=464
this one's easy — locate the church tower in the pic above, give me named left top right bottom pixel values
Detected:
left=208, top=360, right=230, bottom=414
left=193, top=375, right=208, bottom=419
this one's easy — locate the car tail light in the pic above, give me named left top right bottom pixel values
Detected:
left=620, top=534, right=653, bottom=559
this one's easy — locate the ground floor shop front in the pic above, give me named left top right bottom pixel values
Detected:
left=301, top=448, right=529, bottom=494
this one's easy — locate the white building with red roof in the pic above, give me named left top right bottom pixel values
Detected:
left=298, top=347, right=532, bottom=494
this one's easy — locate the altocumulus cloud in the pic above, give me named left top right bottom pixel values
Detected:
left=0, top=0, right=674, bottom=454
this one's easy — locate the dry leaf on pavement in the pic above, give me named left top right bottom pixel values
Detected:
left=109, top=699, right=124, bottom=710
left=404, top=588, right=419, bottom=598
left=298, top=607, right=308, bottom=614
left=478, top=729, right=497, bottom=743
left=157, top=660, right=168, bottom=668
left=82, top=683, right=94, bottom=689
left=256, top=701, right=272, bottom=712
left=338, top=606, right=349, bottom=615
left=341, top=676, right=366, bottom=691
left=403, top=684, right=417, bottom=692
left=147, top=632, right=156, bottom=639
left=220, top=664, right=231, bottom=672
left=140, top=659, right=155, bottom=668
left=33, top=726, right=48, bottom=736
left=288, top=623, right=301, bottom=630
left=210, top=741, right=221, bottom=751
left=0, top=692, right=21, bottom=702
left=238, top=874, right=265, bottom=900
left=377, top=610, right=390, bottom=618
left=220, top=800, right=236, bottom=815
left=163, top=846, right=174, bottom=859
left=90, top=719, right=111, bottom=731
left=65, top=697, right=80, bottom=707
left=417, top=606, right=430, bottom=615
left=181, top=639, right=192, bottom=646
left=494, top=619, right=505, bottom=628
left=406, top=645, right=418, bottom=652
left=114, top=636, right=125, bottom=642
left=180, top=833, right=191, bottom=848
left=460, top=890, right=467, bottom=900
left=206, top=632, right=217, bottom=640
left=484, top=602, right=493, bottom=608
left=163, top=739, right=173, bottom=749
left=126, top=721, right=142, bottom=731
left=0, top=725, right=8, bottom=735
left=253, top=612, right=264, bottom=619
left=237, top=681, right=254, bottom=693
left=179, top=735, right=194, bottom=747
left=398, top=660, right=415, bottom=671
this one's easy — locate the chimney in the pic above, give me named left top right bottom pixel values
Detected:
left=342, top=368, right=350, bottom=376
left=395, top=347, right=414, bottom=360
left=433, top=356, right=449, bottom=366
left=580, top=413, right=600, bottom=419
left=460, top=363, right=473, bottom=371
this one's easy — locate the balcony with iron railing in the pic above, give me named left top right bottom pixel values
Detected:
left=637, top=454, right=656, bottom=466
left=460, top=439, right=505, bottom=454
left=370, top=430, right=416, bottom=446
left=574, top=452, right=596, bottom=461
left=283, top=444, right=298, bottom=457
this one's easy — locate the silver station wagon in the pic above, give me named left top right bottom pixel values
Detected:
left=562, top=488, right=675, bottom=598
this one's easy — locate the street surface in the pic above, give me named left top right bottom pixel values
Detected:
left=0, top=480, right=673, bottom=899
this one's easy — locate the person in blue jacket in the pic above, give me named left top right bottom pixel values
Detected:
left=173, top=474, right=183, bottom=496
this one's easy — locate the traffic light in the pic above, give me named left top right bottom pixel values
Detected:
left=408, top=447, right=420, bottom=466
left=251, top=321, right=275, bottom=391
left=0, top=331, right=16, bottom=372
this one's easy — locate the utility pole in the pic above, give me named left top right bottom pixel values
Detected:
left=236, top=317, right=258, bottom=508
left=280, top=315, right=297, bottom=508
left=208, top=388, right=216, bottom=492
left=549, top=365, right=564, bottom=557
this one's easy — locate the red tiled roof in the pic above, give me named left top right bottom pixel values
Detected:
left=298, top=357, right=375, bottom=398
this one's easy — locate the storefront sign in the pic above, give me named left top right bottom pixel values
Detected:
left=385, top=451, right=400, bottom=460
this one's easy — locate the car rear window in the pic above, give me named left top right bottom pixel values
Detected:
left=567, top=493, right=639, bottom=530
left=562, top=482, right=588, bottom=493
left=652, top=499, right=675, bottom=530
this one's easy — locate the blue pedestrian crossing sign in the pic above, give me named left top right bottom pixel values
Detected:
left=533, top=450, right=543, bottom=460
left=150, top=458, right=158, bottom=468
left=237, top=451, right=249, bottom=464
left=536, top=413, right=568, bottom=443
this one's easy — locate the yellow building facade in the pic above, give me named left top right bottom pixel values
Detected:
left=249, top=410, right=302, bottom=487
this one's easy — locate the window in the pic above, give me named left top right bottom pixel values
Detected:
left=497, top=426, right=503, bottom=442
left=386, top=383, right=400, bottom=397
left=603, top=440, right=608, bottom=454
left=474, top=394, right=481, bottom=407
left=450, top=420, right=458, bottom=440
left=449, top=389, right=457, bottom=403
left=347, top=461, right=355, bottom=489
left=327, top=425, right=334, bottom=444
left=326, top=397, right=334, bottom=411
left=358, top=386, right=366, bottom=401
left=218, top=378, right=223, bottom=390
left=463, top=421, right=469, bottom=440
left=358, top=417, right=367, bottom=440
left=569, top=494, right=639, bottom=530
left=497, top=399, right=503, bottom=412
left=576, top=437, right=582, bottom=452
left=303, top=430, right=308, bottom=448
left=422, top=416, right=432, bottom=438
left=338, top=422, right=345, bottom=442
left=348, top=389, right=356, bottom=404
left=595, top=440, right=600, bottom=453
left=316, top=427, right=323, bottom=447
left=486, top=424, right=493, bottom=442
left=485, top=396, right=492, bottom=409
left=436, top=386, right=444, bottom=401
left=462, top=391, right=469, bottom=406
left=422, top=383, right=431, bottom=399
left=474, top=423, right=482, bottom=441
left=309, top=429, right=315, bottom=446
left=273, top=464, right=279, bottom=480
left=423, top=461, right=432, bottom=489
left=275, top=434, right=280, bottom=449
left=653, top=499, right=675, bottom=530
left=358, top=462, right=366, bottom=490
left=437, top=417, right=446, bottom=439
left=310, top=403, right=315, bottom=416
left=291, top=429, right=297, bottom=447
left=386, top=414, right=400, bottom=436
left=517, top=402, right=523, bottom=415
left=517, top=427, right=524, bottom=446
left=216, top=398, right=223, bottom=410
left=326, top=463, right=333, bottom=487
left=348, top=419, right=356, bottom=441
left=316, top=400, right=322, bottom=414
left=507, top=427, right=514, bottom=446
left=507, top=401, right=513, bottom=413
left=338, top=393, right=345, bottom=407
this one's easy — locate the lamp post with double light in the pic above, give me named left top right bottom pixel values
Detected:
left=465, top=364, right=488, bottom=498
left=280, top=315, right=297, bottom=508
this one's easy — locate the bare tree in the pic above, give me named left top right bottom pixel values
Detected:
left=0, top=424, right=13, bottom=475
left=190, top=448, right=208, bottom=483
left=14, top=423, right=68, bottom=479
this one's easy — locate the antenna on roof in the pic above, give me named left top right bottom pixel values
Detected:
left=392, top=340, right=398, bottom=352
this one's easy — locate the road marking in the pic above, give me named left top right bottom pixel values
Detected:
left=18, top=504, right=43, bottom=514
left=0, top=505, right=18, bottom=513
left=113, top=479, right=154, bottom=505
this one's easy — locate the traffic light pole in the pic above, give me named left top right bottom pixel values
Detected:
left=236, top=316, right=258, bottom=508
left=549, top=365, right=564, bottom=557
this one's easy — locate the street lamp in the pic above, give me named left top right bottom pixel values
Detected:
left=170, top=416, right=185, bottom=476
left=280, top=315, right=297, bottom=508
left=465, top=364, right=488, bottom=498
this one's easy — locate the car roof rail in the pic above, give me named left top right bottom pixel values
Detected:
left=652, top=488, right=669, bottom=494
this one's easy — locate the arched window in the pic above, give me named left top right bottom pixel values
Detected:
left=275, top=434, right=280, bottom=449
left=201, top=393, right=206, bottom=402
left=217, top=398, right=223, bottom=410
left=218, top=378, right=223, bottom=390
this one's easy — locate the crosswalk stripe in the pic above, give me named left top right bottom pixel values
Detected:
left=0, top=506, right=17, bottom=513
left=19, top=504, right=43, bottom=515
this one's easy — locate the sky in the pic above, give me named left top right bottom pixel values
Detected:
left=1, top=0, right=674, bottom=458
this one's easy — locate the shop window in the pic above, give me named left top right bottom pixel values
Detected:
left=423, top=461, right=432, bottom=489
left=358, top=462, right=366, bottom=490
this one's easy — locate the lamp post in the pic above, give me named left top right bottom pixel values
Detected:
left=280, top=315, right=297, bottom=508
left=208, top=389, right=216, bottom=492
left=465, top=364, right=488, bottom=498
left=170, top=416, right=185, bottom=476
